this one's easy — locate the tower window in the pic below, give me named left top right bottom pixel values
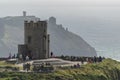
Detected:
left=28, top=36, right=32, bottom=44
left=41, top=23, right=43, bottom=26
left=43, top=35, right=46, bottom=39
left=44, top=29, right=46, bottom=32
left=44, top=23, right=47, bottom=26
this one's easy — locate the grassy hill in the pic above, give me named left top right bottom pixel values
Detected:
left=0, top=59, right=120, bottom=80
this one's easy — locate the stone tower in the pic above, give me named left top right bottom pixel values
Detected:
left=18, top=20, right=50, bottom=60
left=49, top=17, right=56, bottom=25
left=23, top=11, right=26, bottom=17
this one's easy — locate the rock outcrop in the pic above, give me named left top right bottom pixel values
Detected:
left=0, top=15, right=97, bottom=57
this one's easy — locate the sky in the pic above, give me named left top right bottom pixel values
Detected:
left=0, top=0, right=120, bottom=18
left=0, top=0, right=120, bottom=36
left=0, top=0, right=119, bottom=18
left=0, top=0, right=120, bottom=41
left=0, top=0, right=120, bottom=14
left=0, top=0, right=120, bottom=7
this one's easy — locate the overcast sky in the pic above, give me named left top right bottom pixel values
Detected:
left=0, top=0, right=120, bottom=18
left=0, top=0, right=120, bottom=37
left=0, top=0, right=120, bottom=6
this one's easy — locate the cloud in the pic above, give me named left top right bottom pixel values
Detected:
left=0, top=0, right=120, bottom=7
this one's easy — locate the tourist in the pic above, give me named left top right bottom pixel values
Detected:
left=23, top=63, right=26, bottom=70
left=26, top=56, right=29, bottom=61
left=94, top=56, right=97, bottom=63
left=98, top=56, right=102, bottom=62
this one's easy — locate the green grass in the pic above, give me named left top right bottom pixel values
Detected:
left=0, top=61, right=23, bottom=70
left=0, top=58, right=120, bottom=80
left=0, top=61, right=13, bottom=66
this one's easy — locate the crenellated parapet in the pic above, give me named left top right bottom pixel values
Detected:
left=24, top=20, right=47, bottom=30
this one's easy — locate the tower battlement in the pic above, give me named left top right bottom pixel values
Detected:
left=24, top=20, right=47, bottom=30
left=23, top=11, right=26, bottom=17
left=24, top=20, right=47, bottom=23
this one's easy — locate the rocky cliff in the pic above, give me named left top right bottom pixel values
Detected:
left=0, top=15, right=96, bottom=57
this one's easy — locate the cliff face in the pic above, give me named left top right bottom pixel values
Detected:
left=0, top=15, right=96, bottom=57
left=48, top=17, right=96, bottom=56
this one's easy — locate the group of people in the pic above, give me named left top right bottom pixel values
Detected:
left=57, top=55, right=105, bottom=64
left=72, top=63, right=81, bottom=68
left=32, top=63, right=54, bottom=72
left=23, top=63, right=31, bottom=71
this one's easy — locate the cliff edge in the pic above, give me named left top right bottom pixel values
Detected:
left=0, top=15, right=96, bottom=57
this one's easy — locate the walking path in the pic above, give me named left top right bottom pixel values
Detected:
left=16, top=58, right=87, bottom=67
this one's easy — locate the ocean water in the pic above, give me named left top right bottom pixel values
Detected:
left=79, top=27, right=120, bottom=61
left=80, top=30, right=120, bottom=61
